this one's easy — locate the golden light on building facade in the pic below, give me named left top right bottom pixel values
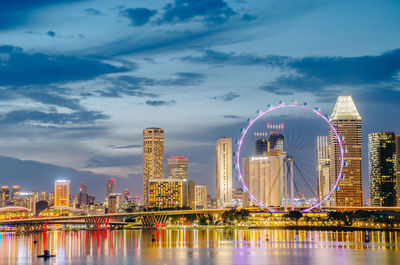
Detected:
left=143, top=128, right=164, bottom=207
left=54, top=180, right=70, bottom=207
left=148, top=179, right=183, bottom=209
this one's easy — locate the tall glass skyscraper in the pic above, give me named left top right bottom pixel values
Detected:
left=216, top=137, right=232, bottom=208
left=369, top=132, right=397, bottom=206
left=167, top=156, right=189, bottom=207
left=143, top=128, right=164, bottom=207
left=329, top=95, right=363, bottom=206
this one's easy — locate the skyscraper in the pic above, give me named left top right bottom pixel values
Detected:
left=267, top=123, right=284, bottom=152
left=54, top=180, right=70, bottom=207
left=148, top=179, right=183, bottom=209
left=216, top=137, right=232, bottom=208
left=167, top=156, right=189, bottom=207
left=106, top=179, right=115, bottom=198
left=255, top=132, right=268, bottom=155
left=195, top=185, right=208, bottom=209
left=78, top=182, right=88, bottom=206
left=368, top=132, right=397, bottom=206
left=329, top=95, right=363, bottom=206
left=0, top=186, right=9, bottom=207
left=242, top=153, right=287, bottom=208
left=396, top=135, right=400, bottom=206
left=317, top=136, right=330, bottom=204
left=143, top=128, right=164, bottom=207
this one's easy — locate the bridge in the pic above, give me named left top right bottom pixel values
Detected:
left=1, top=207, right=399, bottom=231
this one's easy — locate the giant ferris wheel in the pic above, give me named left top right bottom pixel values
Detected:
left=235, top=101, right=344, bottom=213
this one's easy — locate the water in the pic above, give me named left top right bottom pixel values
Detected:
left=0, top=229, right=399, bottom=264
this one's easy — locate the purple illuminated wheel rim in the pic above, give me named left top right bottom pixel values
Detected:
left=235, top=102, right=344, bottom=213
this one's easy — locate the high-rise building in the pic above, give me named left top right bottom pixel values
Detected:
left=242, top=153, right=287, bottom=208
left=148, top=179, right=183, bottom=209
left=143, top=128, right=165, bottom=207
left=195, top=185, right=207, bottom=209
left=396, top=135, right=400, bottom=206
left=78, top=182, right=88, bottom=206
left=317, top=136, right=330, bottom=205
left=39, top=192, right=47, bottom=202
left=216, top=137, right=232, bottom=208
left=368, top=132, right=397, bottom=206
left=11, top=186, right=21, bottom=203
left=54, top=180, right=70, bottom=207
left=107, top=193, right=121, bottom=213
left=106, top=179, right=115, bottom=198
left=14, top=191, right=36, bottom=213
left=255, top=132, right=269, bottom=155
left=267, top=123, right=284, bottom=152
left=188, top=181, right=196, bottom=209
left=167, top=156, right=189, bottom=206
left=329, top=95, right=363, bottom=206
left=232, top=188, right=244, bottom=208
left=0, top=186, right=10, bottom=207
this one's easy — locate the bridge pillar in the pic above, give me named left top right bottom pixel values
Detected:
left=141, top=214, right=157, bottom=229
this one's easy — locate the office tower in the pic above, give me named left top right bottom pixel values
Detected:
left=255, top=132, right=268, bottom=155
left=124, top=188, right=131, bottom=199
left=106, top=179, right=115, bottom=198
left=242, top=153, right=287, bottom=208
left=148, top=179, right=183, bottom=209
left=0, top=186, right=10, bottom=207
left=107, top=193, right=121, bottom=213
left=48, top=192, right=55, bottom=206
left=188, top=181, right=196, bottom=209
left=167, top=156, right=189, bottom=206
left=329, top=95, right=363, bottom=206
left=368, top=132, right=397, bottom=206
left=267, top=123, right=284, bottom=152
left=195, top=185, right=208, bottom=209
left=78, top=182, right=88, bottom=206
left=11, top=186, right=21, bottom=203
left=143, top=128, right=165, bottom=207
left=54, top=180, right=70, bottom=207
left=317, top=136, right=331, bottom=204
left=216, top=137, right=232, bottom=208
left=396, top=135, right=400, bottom=206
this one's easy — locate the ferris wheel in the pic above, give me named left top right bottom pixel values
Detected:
left=235, top=101, right=344, bottom=213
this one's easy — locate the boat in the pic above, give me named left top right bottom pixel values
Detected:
left=37, top=250, right=55, bottom=259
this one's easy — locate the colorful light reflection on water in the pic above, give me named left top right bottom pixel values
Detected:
left=0, top=229, right=398, bottom=265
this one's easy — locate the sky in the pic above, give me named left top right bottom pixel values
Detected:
left=0, top=0, right=399, bottom=202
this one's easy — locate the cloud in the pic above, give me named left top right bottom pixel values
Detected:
left=86, top=154, right=136, bottom=168
left=121, top=8, right=157, bottom=27
left=211, top=92, right=240, bottom=101
left=0, top=110, right=108, bottom=125
left=242, top=14, right=257, bottom=21
left=85, top=8, right=102, bottom=16
left=46, top=31, right=56, bottom=37
left=0, top=45, right=128, bottom=86
left=223, top=114, right=241, bottom=119
left=158, top=72, right=205, bottom=86
left=159, top=0, right=236, bottom=25
left=145, top=100, right=176, bottom=106
left=108, top=144, right=142, bottom=149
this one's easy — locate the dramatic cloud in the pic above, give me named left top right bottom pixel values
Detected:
left=211, top=92, right=240, bottom=101
left=0, top=110, right=108, bottom=125
left=145, top=100, right=176, bottom=106
left=121, top=8, right=157, bottom=27
left=108, top=144, right=142, bottom=149
left=0, top=45, right=128, bottom=86
left=159, top=0, right=236, bottom=25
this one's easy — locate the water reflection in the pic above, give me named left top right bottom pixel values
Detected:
left=0, top=229, right=398, bottom=264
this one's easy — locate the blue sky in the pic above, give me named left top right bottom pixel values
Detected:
left=0, top=0, right=399, bottom=201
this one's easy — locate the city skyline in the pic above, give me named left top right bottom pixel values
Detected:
left=0, top=1, right=399, bottom=201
